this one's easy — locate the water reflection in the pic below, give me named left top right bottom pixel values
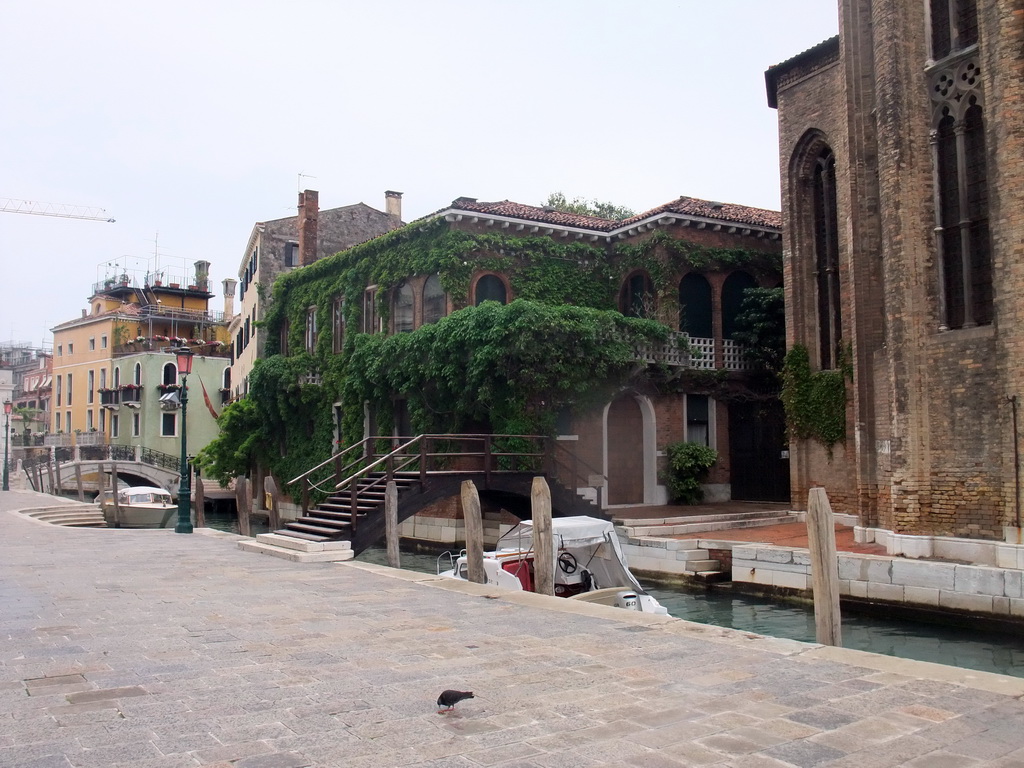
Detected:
left=357, top=545, right=1024, bottom=679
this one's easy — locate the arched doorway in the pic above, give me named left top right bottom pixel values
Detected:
left=606, top=395, right=645, bottom=505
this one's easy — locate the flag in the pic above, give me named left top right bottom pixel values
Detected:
left=197, top=375, right=220, bottom=421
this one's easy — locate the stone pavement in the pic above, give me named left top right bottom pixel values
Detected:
left=4, top=490, right=1024, bottom=768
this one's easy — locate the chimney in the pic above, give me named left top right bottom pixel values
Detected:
left=298, top=189, right=319, bottom=267
left=222, top=278, right=237, bottom=318
left=385, top=190, right=403, bottom=222
left=193, top=260, right=211, bottom=292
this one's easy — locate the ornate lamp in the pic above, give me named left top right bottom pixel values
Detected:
left=2, top=400, right=11, bottom=492
left=174, top=348, right=194, bottom=533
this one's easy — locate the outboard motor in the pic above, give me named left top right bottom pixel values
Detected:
left=614, top=591, right=640, bottom=611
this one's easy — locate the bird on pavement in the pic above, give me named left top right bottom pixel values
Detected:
left=437, top=690, right=474, bottom=713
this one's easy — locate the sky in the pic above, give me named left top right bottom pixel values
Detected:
left=0, top=0, right=838, bottom=348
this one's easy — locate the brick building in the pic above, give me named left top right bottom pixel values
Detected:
left=766, top=0, right=1024, bottom=539
left=228, top=190, right=403, bottom=399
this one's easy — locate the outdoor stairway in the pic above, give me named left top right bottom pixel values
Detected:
left=20, top=504, right=106, bottom=528
left=615, top=508, right=794, bottom=538
left=274, top=473, right=419, bottom=544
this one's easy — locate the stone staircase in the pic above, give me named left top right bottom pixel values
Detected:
left=20, top=504, right=106, bottom=528
left=614, top=508, right=797, bottom=582
left=237, top=533, right=354, bottom=563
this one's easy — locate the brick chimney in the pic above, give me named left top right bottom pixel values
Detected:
left=222, top=278, right=237, bottom=318
left=385, top=190, right=403, bottom=222
left=298, top=189, right=319, bottom=267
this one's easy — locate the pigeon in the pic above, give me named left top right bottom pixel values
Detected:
left=436, top=689, right=474, bottom=713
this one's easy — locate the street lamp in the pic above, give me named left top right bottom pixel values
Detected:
left=174, top=348, right=194, bottom=533
left=3, top=400, right=11, bottom=492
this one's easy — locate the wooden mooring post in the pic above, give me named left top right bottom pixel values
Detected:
left=193, top=472, right=206, bottom=529
left=110, top=462, right=121, bottom=527
left=47, top=460, right=56, bottom=495
left=385, top=480, right=400, bottom=569
left=807, top=486, right=842, bottom=646
left=531, top=477, right=554, bottom=597
left=263, top=475, right=280, bottom=530
left=74, top=462, right=84, bottom=502
left=235, top=476, right=251, bottom=537
left=461, top=480, right=485, bottom=584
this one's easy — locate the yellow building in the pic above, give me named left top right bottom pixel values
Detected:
left=50, top=260, right=231, bottom=440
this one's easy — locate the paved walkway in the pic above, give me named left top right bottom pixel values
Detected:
left=4, top=490, right=1024, bottom=768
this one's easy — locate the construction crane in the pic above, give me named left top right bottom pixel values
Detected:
left=0, top=198, right=115, bottom=223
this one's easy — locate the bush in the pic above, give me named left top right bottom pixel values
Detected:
left=663, top=441, right=718, bottom=504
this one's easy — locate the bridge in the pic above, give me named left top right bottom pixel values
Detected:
left=18, top=445, right=182, bottom=497
left=281, top=434, right=607, bottom=555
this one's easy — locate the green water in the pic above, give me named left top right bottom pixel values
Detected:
left=356, top=545, right=1024, bottom=679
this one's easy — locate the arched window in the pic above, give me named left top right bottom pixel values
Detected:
left=931, top=58, right=990, bottom=329
left=812, top=147, right=842, bottom=367
left=678, top=274, right=713, bottom=338
left=423, top=275, right=446, bottom=325
left=332, top=296, right=345, bottom=353
left=134, top=362, right=142, bottom=386
left=393, top=283, right=415, bottom=333
left=222, top=367, right=231, bottom=391
left=474, top=274, right=507, bottom=306
left=619, top=271, right=655, bottom=318
left=113, top=366, right=121, bottom=389
left=722, top=272, right=758, bottom=341
left=162, top=362, right=178, bottom=385
left=305, top=307, right=318, bottom=351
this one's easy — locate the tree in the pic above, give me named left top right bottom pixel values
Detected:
left=542, top=192, right=635, bottom=221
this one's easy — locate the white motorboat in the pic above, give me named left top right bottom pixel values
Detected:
left=438, top=515, right=667, bottom=614
left=101, top=486, right=181, bottom=529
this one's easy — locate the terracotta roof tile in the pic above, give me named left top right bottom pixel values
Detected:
left=445, top=195, right=779, bottom=232
left=622, top=196, right=781, bottom=230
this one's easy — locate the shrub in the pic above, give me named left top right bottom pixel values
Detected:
left=663, top=441, right=718, bottom=504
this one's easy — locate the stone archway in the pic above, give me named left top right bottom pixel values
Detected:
left=605, top=394, right=648, bottom=505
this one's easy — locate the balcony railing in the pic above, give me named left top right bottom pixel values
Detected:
left=637, top=331, right=753, bottom=371
left=113, top=342, right=232, bottom=359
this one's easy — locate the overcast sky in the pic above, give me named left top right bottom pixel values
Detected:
left=0, top=1, right=837, bottom=347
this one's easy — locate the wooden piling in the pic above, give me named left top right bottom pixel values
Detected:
left=74, top=462, right=84, bottom=502
left=385, top=480, right=400, bottom=568
left=461, top=479, right=485, bottom=584
left=235, top=476, right=251, bottom=537
left=193, top=472, right=206, bottom=529
left=264, top=475, right=280, bottom=530
left=110, top=462, right=121, bottom=527
left=807, top=486, right=842, bottom=646
left=49, top=459, right=58, bottom=495
left=531, top=476, right=554, bottom=597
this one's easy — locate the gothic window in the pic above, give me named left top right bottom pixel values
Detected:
left=619, top=271, right=654, bottom=318
left=722, top=271, right=759, bottom=342
left=810, top=147, right=842, bottom=368
left=423, top=275, right=446, bottom=325
left=162, top=362, right=177, bottom=385
left=474, top=274, right=507, bottom=306
left=678, top=273, right=713, bottom=338
left=332, top=296, right=346, bottom=353
left=930, top=0, right=978, bottom=61
left=134, top=363, right=141, bottom=386
left=393, top=283, right=415, bottom=333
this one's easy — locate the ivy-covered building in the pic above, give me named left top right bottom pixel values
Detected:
left=207, top=194, right=786, bottom=511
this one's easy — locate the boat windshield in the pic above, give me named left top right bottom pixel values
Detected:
left=125, top=492, right=170, bottom=504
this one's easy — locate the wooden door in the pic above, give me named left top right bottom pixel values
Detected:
left=607, top=395, right=644, bottom=505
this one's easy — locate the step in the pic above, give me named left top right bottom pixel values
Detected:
left=614, top=510, right=794, bottom=527
left=285, top=522, right=348, bottom=537
left=681, top=559, right=720, bottom=572
left=238, top=540, right=354, bottom=563
left=318, top=503, right=377, bottom=515
left=272, top=529, right=332, bottom=543
left=256, top=533, right=351, bottom=553
left=622, top=515, right=795, bottom=537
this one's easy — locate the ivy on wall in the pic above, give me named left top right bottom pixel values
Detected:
left=781, top=344, right=851, bottom=453
left=199, top=217, right=783, bottom=486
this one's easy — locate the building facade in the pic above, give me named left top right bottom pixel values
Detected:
left=228, top=189, right=403, bottom=399
left=766, top=0, right=1023, bottom=538
left=50, top=259, right=231, bottom=464
left=235, top=193, right=786, bottom=508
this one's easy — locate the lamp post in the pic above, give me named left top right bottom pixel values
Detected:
left=174, top=348, right=194, bottom=533
left=2, top=400, right=11, bottom=492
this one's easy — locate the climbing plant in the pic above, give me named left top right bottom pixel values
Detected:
left=781, top=344, right=851, bottom=453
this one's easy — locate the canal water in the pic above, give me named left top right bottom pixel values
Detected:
left=356, top=545, right=1024, bottom=679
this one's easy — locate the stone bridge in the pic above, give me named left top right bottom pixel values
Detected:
left=18, top=445, right=182, bottom=497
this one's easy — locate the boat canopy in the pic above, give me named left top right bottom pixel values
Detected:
left=506, top=516, right=618, bottom=548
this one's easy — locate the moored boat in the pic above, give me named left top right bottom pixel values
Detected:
left=438, top=515, right=667, bottom=614
left=101, top=486, right=181, bottom=529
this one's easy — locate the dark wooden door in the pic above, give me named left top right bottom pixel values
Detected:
left=607, top=395, right=644, bottom=505
left=728, top=400, right=790, bottom=502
